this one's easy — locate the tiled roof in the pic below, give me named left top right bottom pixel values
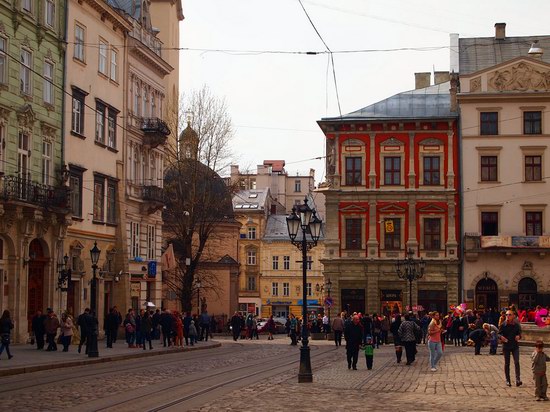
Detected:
left=321, top=82, right=455, bottom=121
left=459, top=36, right=550, bottom=75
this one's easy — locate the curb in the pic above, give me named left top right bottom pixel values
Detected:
left=0, top=342, right=221, bottom=377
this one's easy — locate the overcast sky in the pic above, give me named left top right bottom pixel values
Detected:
left=179, top=0, right=550, bottom=180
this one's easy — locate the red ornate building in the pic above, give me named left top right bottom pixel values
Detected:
left=317, top=73, right=460, bottom=316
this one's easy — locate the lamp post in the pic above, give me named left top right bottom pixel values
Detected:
left=326, top=278, right=332, bottom=324
left=88, top=242, right=101, bottom=358
left=57, top=254, right=72, bottom=312
left=287, top=197, right=322, bottom=383
left=395, top=248, right=425, bottom=313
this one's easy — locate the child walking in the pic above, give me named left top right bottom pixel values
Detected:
left=363, top=336, right=375, bottom=370
left=532, top=340, right=550, bottom=401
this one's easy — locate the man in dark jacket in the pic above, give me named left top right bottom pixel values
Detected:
left=152, top=309, right=161, bottom=340
left=160, top=308, right=173, bottom=347
left=344, top=315, right=363, bottom=370
left=183, top=312, right=192, bottom=346
left=31, top=310, right=46, bottom=350
left=499, top=310, right=522, bottom=387
left=200, top=310, right=211, bottom=342
left=104, top=308, right=119, bottom=348
left=77, top=308, right=91, bottom=353
left=230, top=312, right=241, bottom=341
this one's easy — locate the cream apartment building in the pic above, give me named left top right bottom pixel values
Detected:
left=460, top=23, right=550, bottom=310
left=64, top=0, right=132, bottom=320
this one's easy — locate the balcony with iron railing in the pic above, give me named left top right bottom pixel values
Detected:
left=130, top=26, right=163, bottom=57
left=141, top=118, right=171, bottom=149
left=0, top=174, right=70, bottom=210
left=142, top=185, right=165, bottom=204
left=464, top=233, right=550, bottom=261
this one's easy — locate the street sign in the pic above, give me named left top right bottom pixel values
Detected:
left=148, top=261, right=157, bottom=278
left=324, top=296, right=333, bottom=307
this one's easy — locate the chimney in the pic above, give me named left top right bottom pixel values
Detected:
left=449, top=33, right=459, bottom=73
left=414, top=72, right=431, bottom=89
left=434, top=71, right=450, bottom=85
left=495, top=23, right=506, bottom=40
left=230, top=165, right=239, bottom=176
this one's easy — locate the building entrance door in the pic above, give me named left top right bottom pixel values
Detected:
left=27, top=239, right=46, bottom=332
left=475, top=278, right=498, bottom=310
left=518, top=277, right=537, bottom=308
left=341, top=289, right=365, bottom=314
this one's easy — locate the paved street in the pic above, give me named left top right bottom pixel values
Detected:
left=0, top=336, right=547, bottom=411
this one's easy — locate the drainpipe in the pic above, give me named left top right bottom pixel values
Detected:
left=457, top=106, right=464, bottom=304
left=61, top=0, right=69, bottom=178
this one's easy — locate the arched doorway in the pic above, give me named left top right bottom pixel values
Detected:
left=475, top=277, right=498, bottom=310
left=27, top=239, right=47, bottom=332
left=518, top=277, right=537, bottom=309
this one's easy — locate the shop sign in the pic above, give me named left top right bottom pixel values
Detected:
left=266, top=300, right=292, bottom=305
left=130, top=282, right=141, bottom=297
left=297, top=299, right=320, bottom=305
left=381, top=289, right=402, bottom=300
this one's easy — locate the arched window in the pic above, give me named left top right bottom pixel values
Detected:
left=518, top=277, right=537, bottom=309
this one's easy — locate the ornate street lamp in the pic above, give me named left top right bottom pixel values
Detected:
left=287, top=197, right=322, bottom=383
left=57, top=254, right=71, bottom=292
left=395, top=248, right=425, bottom=313
left=88, top=242, right=101, bottom=358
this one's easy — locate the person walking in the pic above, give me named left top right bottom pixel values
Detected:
left=152, top=309, right=161, bottom=340
left=200, top=310, right=211, bottom=342
left=174, top=312, right=184, bottom=347
left=230, top=312, right=241, bottom=341
left=372, top=313, right=382, bottom=348
left=363, top=335, right=375, bottom=370
left=31, top=310, right=46, bottom=350
left=188, top=320, right=198, bottom=345
left=77, top=308, right=91, bottom=353
left=104, top=307, right=119, bottom=349
left=344, top=315, right=363, bottom=370
left=141, top=311, right=153, bottom=350
left=123, top=309, right=137, bottom=348
left=266, top=315, right=276, bottom=340
left=183, top=312, right=192, bottom=346
left=322, top=314, right=330, bottom=335
left=289, top=314, right=298, bottom=345
left=44, top=309, right=60, bottom=351
left=332, top=312, right=344, bottom=347
left=531, top=340, right=550, bottom=401
left=60, top=313, right=74, bottom=352
left=427, top=312, right=443, bottom=372
left=398, top=313, right=421, bottom=365
left=0, top=310, right=14, bottom=359
left=251, top=315, right=259, bottom=340
left=390, top=314, right=403, bottom=363
left=160, top=308, right=173, bottom=347
left=380, top=315, right=390, bottom=345
left=135, top=309, right=144, bottom=348
left=499, top=310, right=522, bottom=387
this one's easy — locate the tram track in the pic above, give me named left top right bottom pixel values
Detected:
left=0, top=342, right=247, bottom=393
left=94, top=345, right=336, bottom=412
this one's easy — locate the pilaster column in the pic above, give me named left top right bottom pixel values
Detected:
left=367, top=200, right=379, bottom=258
left=368, top=133, right=376, bottom=188
left=406, top=200, right=418, bottom=252
left=408, top=132, right=416, bottom=188
left=446, top=129, right=455, bottom=189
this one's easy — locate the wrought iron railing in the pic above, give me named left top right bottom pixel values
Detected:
left=141, top=118, right=170, bottom=136
left=0, top=175, right=69, bottom=209
left=142, top=185, right=165, bottom=204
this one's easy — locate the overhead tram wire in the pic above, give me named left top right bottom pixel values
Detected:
left=297, top=0, right=342, bottom=117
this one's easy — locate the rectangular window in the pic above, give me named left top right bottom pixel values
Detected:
left=41, top=141, right=52, bottom=185
left=93, top=178, right=104, bottom=222
left=71, top=90, right=85, bottom=134
left=247, top=276, right=256, bottom=291
left=294, top=180, right=301, bottom=192
left=106, top=181, right=116, bottom=224
left=345, top=218, right=362, bottom=249
left=481, top=156, right=498, bottom=182
left=74, top=25, right=85, bottom=62
left=283, top=282, right=289, bottom=297
left=17, top=132, right=30, bottom=179
left=130, top=222, right=140, bottom=258
left=147, top=225, right=156, bottom=260
left=133, top=82, right=140, bottom=116
left=43, top=61, right=54, bottom=104
left=423, top=156, right=440, bottom=185
left=481, top=212, right=498, bottom=236
left=0, top=124, right=5, bottom=174
left=98, top=41, right=108, bottom=75
left=423, top=218, right=441, bottom=250
left=345, top=157, right=362, bottom=185
left=384, top=218, right=401, bottom=250
left=20, top=49, right=32, bottom=95
left=524, top=111, right=542, bottom=135
left=45, top=0, right=55, bottom=27
left=526, top=212, right=542, bottom=236
left=95, top=103, right=105, bottom=143
left=22, top=0, right=32, bottom=12
left=110, top=48, right=118, bottom=81
left=283, top=255, right=290, bottom=270
left=107, top=109, right=116, bottom=148
left=525, top=155, right=542, bottom=182
left=480, top=112, right=498, bottom=135
left=247, top=227, right=256, bottom=239
left=384, top=157, right=401, bottom=185
left=69, top=172, right=82, bottom=217
left=247, top=250, right=256, bottom=265
left=272, top=282, right=279, bottom=296
left=306, top=282, right=312, bottom=297
left=0, top=37, right=7, bottom=85
left=272, top=256, right=279, bottom=270
left=306, top=255, right=312, bottom=270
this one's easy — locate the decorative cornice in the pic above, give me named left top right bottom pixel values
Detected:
left=83, top=0, right=134, bottom=32
left=128, top=37, right=173, bottom=77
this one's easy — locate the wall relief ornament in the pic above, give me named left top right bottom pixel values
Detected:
left=470, top=77, right=481, bottom=92
left=16, top=104, right=36, bottom=130
left=380, top=137, right=403, bottom=146
left=488, top=62, right=550, bottom=92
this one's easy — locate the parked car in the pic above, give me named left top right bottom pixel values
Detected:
left=258, top=318, right=286, bottom=334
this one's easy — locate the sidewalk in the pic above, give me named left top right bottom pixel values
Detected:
left=0, top=339, right=221, bottom=377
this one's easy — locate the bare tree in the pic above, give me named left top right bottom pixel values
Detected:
left=163, top=86, right=238, bottom=313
